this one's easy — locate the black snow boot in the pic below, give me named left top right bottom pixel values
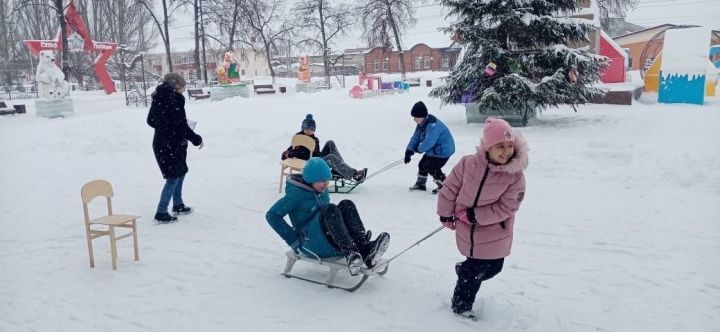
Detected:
left=409, top=175, right=428, bottom=191
left=172, top=204, right=193, bottom=215
left=455, top=310, right=479, bottom=322
left=346, top=251, right=363, bottom=276
left=432, top=179, right=444, bottom=194
left=154, top=212, right=178, bottom=223
left=363, top=232, right=390, bottom=268
left=353, top=168, right=368, bottom=183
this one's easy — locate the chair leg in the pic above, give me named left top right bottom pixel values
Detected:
left=109, top=226, right=118, bottom=270
left=132, top=220, right=139, bottom=261
left=86, top=229, right=95, bottom=268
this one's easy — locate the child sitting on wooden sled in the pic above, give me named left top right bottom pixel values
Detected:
left=282, top=114, right=368, bottom=183
left=266, top=157, right=390, bottom=275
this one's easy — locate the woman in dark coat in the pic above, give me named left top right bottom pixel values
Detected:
left=147, top=73, right=203, bottom=223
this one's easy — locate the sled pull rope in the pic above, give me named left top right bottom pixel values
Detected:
left=365, top=159, right=404, bottom=181
left=372, top=225, right=444, bottom=272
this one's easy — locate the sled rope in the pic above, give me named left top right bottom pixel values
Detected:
left=364, top=159, right=405, bottom=181
left=372, top=225, right=444, bottom=272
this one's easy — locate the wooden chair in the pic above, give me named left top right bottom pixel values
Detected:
left=278, top=134, right=316, bottom=193
left=81, top=180, right=140, bottom=270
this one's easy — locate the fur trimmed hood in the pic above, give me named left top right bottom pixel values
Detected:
left=476, top=130, right=529, bottom=174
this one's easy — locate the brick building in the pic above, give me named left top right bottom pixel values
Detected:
left=362, top=42, right=461, bottom=75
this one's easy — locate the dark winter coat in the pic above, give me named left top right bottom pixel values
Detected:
left=147, top=84, right=202, bottom=179
left=407, top=114, right=456, bottom=158
left=281, top=131, right=321, bottom=161
left=266, top=174, right=341, bottom=258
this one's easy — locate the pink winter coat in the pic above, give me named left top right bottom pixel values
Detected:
left=437, top=133, right=528, bottom=259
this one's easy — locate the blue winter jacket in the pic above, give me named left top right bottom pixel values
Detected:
left=266, top=174, right=341, bottom=258
left=407, top=114, right=455, bottom=158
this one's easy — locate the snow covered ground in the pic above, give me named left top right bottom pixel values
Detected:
left=1, top=86, right=719, bottom=331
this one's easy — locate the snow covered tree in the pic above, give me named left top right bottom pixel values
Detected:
left=296, top=0, right=354, bottom=86
left=430, top=0, right=609, bottom=125
left=357, top=0, right=422, bottom=80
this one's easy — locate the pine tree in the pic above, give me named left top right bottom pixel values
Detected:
left=430, top=0, right=609, bottom=125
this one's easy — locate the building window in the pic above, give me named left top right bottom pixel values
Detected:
left=373, top=59, right=380, bottom=71
left=414, top=56, right=422, bottom=70
left=398, top=57, right=402, bottom=70
left=241, top=69, right=246, bottom=76
left=424, top=56, right=431, bottom=69
left=382, top=58, right=388, bottom=71
left=442, top=55, right=449, bottom=68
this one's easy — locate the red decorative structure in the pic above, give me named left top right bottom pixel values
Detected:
left=23, top=2, right=118, bottom=94
left=599, top=30, right=627, bottom=84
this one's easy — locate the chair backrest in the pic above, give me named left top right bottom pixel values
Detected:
left=81, top=179, right=114, bottom=204
left=290, top=134, right=316, bottom=153
left=81, top=180, right=114, bottom=222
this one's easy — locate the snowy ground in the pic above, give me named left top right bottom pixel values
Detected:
left=1, top=85, right=719, bottom=332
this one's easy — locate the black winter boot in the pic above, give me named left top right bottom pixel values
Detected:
left=353, top=168, right=368, bottom=183
left=154, top=212, right=178, bottom=223
left=346, top=251, right=363, bottom=276
left=451, top=262, right=484, bottom=315
left=432, top=179, right=444, bottom=194
left=363, top=232, right=390, bottom=268
left=409, top=175, right=428, bottom=191
left=172, top=204, right=193, bottom=215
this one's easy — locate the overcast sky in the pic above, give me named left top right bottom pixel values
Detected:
left=624, top=0, right=720, bottom=29
left=155, top=0, right=719, bottom=54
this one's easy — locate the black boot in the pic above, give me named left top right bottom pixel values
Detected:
left=363, top=232, right=390, bottom=268
left=346, top=251, right=363, bottom=276
left=154, top=212, right=178, bottom=223
left=409, top=175, right=427, bottom=191
left=172, top=204, right=193, bottom=215
left=451, top=262, right=484, bottom=315
left=353, top=168, right=368, bottom=183
left=432, top=179, right=444, bottom=194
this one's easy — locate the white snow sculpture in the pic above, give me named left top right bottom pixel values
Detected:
left=36, top=50, right=70, bottom=99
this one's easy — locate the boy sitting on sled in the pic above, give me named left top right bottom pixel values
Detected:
left=266, top=158, right=390, bottom=275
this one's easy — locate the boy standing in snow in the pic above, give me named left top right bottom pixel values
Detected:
left=405, top=101, right=455, bottom=194
left=436, top=117, right=528, bottom=320
left=282, top=114, right=368, bottom=182
left=266, top=157, right=390, bottom=275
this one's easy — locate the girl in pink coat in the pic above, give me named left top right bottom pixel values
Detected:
left=436, top=117, right=528, bottom=320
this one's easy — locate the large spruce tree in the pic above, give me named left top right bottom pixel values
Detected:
left=430, top=0, right=609, bottom=125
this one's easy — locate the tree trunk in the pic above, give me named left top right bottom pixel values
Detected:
left=193, top=0, right=201, bottom=81
left=264, top=40, right=275, bottom=84
left=319, top=0, right=330, bottom=86
left=386, top=6, right=406, bottom=80
left=162, top=0, right=173, bottom=72
left=228, top=1, right=239, bottom=51
left=56, top=0, right=70, bottom=79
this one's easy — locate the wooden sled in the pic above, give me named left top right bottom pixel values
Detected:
left=281, top=250, right=389, bottom=292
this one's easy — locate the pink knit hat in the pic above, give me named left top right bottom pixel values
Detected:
left=482, top=117, right=514, bottom=150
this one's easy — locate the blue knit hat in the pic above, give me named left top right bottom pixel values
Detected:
left=301, top=114, right=316, bottom=131
left=302, top=157, right=332, bottom=184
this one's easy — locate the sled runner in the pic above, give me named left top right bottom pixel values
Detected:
left=330, top=176, right=361, bottom=194
left=281, top=250, right=389, bottom=292
left=330, top=159, right=404, bottom=194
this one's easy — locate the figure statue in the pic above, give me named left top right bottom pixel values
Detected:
left=297, top=55, right=311, bottom=82
left=36, top=50, right=70, bottom=99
